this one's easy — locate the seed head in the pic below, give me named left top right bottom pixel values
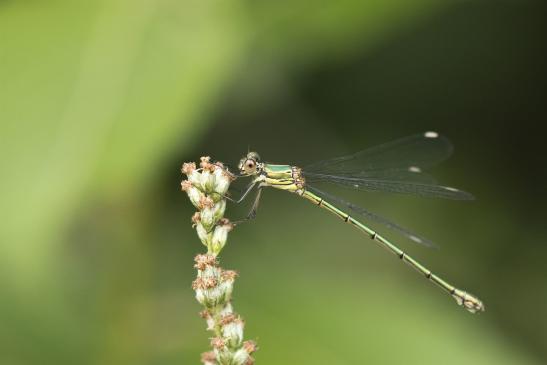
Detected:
left=181, top=162, right=196, bottom=175
left=199, top=196, right=215, bottom=209
left=201, top=351, right=217, bottom=365
left=181, top=180, right=192, bottom=191
left=221, top=270, right=238, bottom=282
left=194, top=254, right=218, bottom=271
left=211, top=337, right=226, bottom=350
left=219, top=313, right=237, bottom=326
left=191, top=278, right=205, bottom=290
left=200, top=156, right=214, bottom=170
left=243, top=340, right=258, bottom=355
left=192, top=212, right=201, bottom=225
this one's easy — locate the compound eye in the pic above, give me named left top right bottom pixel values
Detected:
left=244, top=159, right=256, bottom=174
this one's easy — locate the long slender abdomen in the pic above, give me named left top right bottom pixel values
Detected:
left=298, top=189, right=484, bottom=313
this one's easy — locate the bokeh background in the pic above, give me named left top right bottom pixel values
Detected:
left=1, top=1, right=546, bottom=364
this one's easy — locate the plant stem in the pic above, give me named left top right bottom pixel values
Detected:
left=182, top=157, right=257, bottom=365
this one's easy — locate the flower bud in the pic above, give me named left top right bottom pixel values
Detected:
left=195, top=285, right=222, bottom=308
left=231, top=348, right=251, bottom=365
left=182, top=182, right=204, bottom=209
left=213, top=167, right=232, bottom=196
left=221, top=315, right=244, bottom=348
left=202, top=265, right=222, bottom=280
left=193, top=266, right=231, bottom=308
left=195, top=278, right=233, bottom=308
left=194, top=287, right=206, bottom=306
left=217, top=277, right=234, bottom=303
left=200, top=208, right=215, bottom=232
left=215, top=347, right=233, bottom=365
left=213, top=201, right=227, bottom=222
left=182, top=162, right=202, bottom=187
left=196, top=223, right=212, bottom=247
left=210, top=220, right=232, bottom=255
left=200, top=168, right=215, bottom=192
left=212, top=337, right=235, bottom=365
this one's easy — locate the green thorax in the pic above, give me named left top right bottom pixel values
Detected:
left=263, top=164, right=293, bottom=179
left=261, top=163, right=302, bottom=192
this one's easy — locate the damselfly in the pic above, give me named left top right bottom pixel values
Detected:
left=233, top=131, right=484, bottom=313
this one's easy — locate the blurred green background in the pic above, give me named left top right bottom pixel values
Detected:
left=1, top=0, right=546, bottom=364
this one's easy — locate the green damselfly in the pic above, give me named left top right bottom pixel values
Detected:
left=233, top=131, right=484, bottom=313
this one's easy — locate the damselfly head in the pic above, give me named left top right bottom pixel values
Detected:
left=238, top=151, right=261, bottom=176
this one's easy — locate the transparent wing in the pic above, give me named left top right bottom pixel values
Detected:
left=305, top=131, right=453, bottom=181
left=307, top=186, right=437, bottom=248
left=303, top=131, right=473, bottom=200
left=304, top=172, right=473, bottom=200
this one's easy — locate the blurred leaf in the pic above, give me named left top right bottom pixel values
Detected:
left=0, top=0, right=248, bottom=288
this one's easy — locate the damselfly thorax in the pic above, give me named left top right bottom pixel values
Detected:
left=256, top=164, right=306, bottom=193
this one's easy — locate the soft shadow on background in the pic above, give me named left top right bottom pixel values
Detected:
left=1, top=1, right=546, bottom=364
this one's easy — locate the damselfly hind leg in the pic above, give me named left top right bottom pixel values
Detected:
left=232, top=188, right=263, bottom=226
